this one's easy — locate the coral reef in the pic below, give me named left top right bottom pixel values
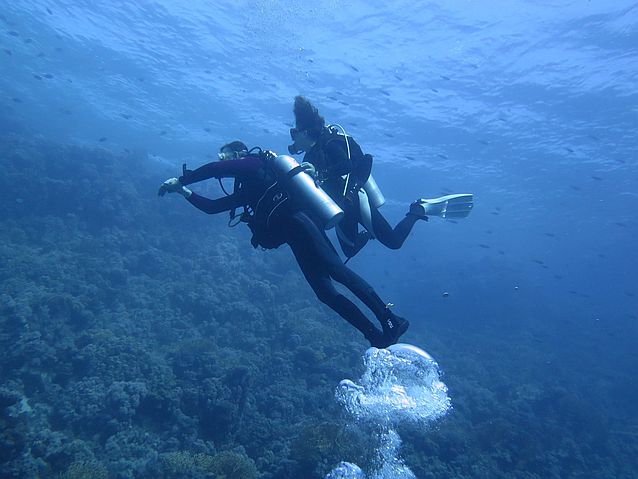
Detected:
left=0, top=134, right=636, bottom=478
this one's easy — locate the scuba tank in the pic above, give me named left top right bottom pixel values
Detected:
left=269, top=154, right=344, bottom=229
left=362, top=175, right=385, bottom=208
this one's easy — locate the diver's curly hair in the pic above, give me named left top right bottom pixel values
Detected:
left=293, top=96, right=325, bottom=139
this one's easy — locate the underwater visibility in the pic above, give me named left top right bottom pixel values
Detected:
left=1, top=1, right=637, bottom=478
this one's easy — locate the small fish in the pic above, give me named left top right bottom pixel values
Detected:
left=55, top=47, right=63, bottom=52
left=47, top=7, right=53, bottom=14
left=440, top=75, right=451, bottom=80
left=37, top=52, right=45, bottom=58
left=203, top=127, right=211, bottom=133
left=532, top=259, right=544, bottom=265
left=485, top=230, right=493, bottom=234
left=491, top=212, right=499, bottom=216
left=380, top=90, right=391, bottom=96
left=121, top=113, right=132, bottom=119
left=123, top=148, right=130, bottom=153
left=405, top=156, right=415, bottom=161
left=436, top=154, right=448, bottom=160
left=570, top=185, right=581, bottom=191
left=597, top=253, right=606, bottom=258
left=3, top=49, right=11, bottom=55
left=494, top=207, right=501, bottom=211
left=348, top=64, right=359, bottom=72
left=588, top=134, right=600, bottom=141
left=263, top=128, right=270, bottom=134
left=383, top=132, right=394, bottom=138
left=58, top=108, right=72, bottom=115
left=394, top=75, right=403, bottom=81
left=478, top=244, right=490, bottom=249
left=565, top=147, right=574, bottom=153
left=24, top=38, right=32, bottom=44
left=204, top=69, right=211, bottom=74
left=430, top=88, right=439, bottom=93
left=614, top=222, right=627, bottom=227
left=478, top=139, right=489, bottom=145
left=11, top=97, right=22, bottom=103
left=338, top=100, right=349, bottom=106
left=159, top=130, right=167, bottom=136
left=498, top=250, right=505, bottom=255
left=42, top=73, right=53, bottom=79
left=98, top=137, right=107, bottom=142
left=137, top=77, right=145, bottom=82
left=544, top=232, right=556, bottom=237
left=625, top=292, right=635, bottom=297
left=591, top=176, right=603, bottom=181
left=553, top=274, right=563, bottom=280
left=8, top=30, right=19, bottom=37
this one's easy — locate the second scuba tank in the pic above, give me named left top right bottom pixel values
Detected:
left=270, top=154, right=344, bottom=229
left=362, top=175, right=385, bottom=208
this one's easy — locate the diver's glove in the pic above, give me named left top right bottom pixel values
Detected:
left=300, top=162, right=317, bottom=179
left=158, top=177, right=192, bottom=198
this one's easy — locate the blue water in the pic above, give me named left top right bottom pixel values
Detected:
left=1, top=1, right=637, bottom=478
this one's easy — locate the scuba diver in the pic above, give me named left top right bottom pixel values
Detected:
left=158, top=141, right=409, bottom=348
left=288, top=95, right=474, bottom=260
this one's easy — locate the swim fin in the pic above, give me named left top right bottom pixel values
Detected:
left=410, top=193, right=474, bottom=219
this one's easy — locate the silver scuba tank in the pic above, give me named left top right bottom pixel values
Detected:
left=362, top=175, right=385, bottom=208
left=270, top=154, right=344, bottom=229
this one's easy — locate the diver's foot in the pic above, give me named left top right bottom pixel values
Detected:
left=408, top=200, right=429, bottom=220
left=381, top=310, right=410, bottom=346
left=366, top=328, right=388, bottom=349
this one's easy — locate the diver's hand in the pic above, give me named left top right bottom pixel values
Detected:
left=301, top=162, right=317, bottom=179
left=158, top=177, right=192, bottom=198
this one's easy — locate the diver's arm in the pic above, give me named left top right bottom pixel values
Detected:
left=179, top=156, right=262, bottom=185
left=187, top=192, right=244, bottom=215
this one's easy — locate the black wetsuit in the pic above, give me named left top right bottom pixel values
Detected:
left=178, top=154, right=393, bottom=347
left=303, top=129, right=419, bottom=258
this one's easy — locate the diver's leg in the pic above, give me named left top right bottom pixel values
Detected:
left=323, top=238, right=410, bottom=345
left=286, top=214, right=385, bottom=347
left=369, top=205, right=420, bottom=250
left=336, top=203, right=370, bottom=259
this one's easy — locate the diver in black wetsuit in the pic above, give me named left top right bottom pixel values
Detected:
left=288, top=96, right=424, bottom=259
left=158, top=141, right=409, bottom=348
left=288, top=96, right=474, bottom=260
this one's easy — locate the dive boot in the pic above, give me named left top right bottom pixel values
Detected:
left=379, top=307, right=410, bottom=346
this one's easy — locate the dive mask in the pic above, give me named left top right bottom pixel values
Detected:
left=218, top=150, right=247, bottom=161
left=287, top=127, right=304, bottom=155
